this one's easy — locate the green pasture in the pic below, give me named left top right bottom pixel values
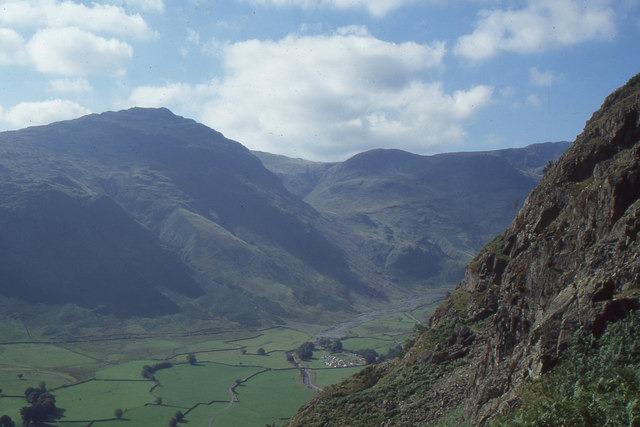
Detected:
left=62, top=338, right=184, bottom=364
left=182, top=401, right=229, bottom=426
left=93, top=404, right=181, bottom=426
left=154, top=363, right=261, bottom=407
left=178, top=337, right=243, bottom=353
left=206, top=403, right=277, bottom=426
left=55, top=379, right=154, bottom=420
left=234, top=369, right=316, bottom=419
left=313, top=367, right=363, bottom=388
left=0, top=396, right=25, bottom=424
left=96, top=360, right=160, bottom=380
left=188, top=349, right=292, bottom=369
left=228, top=327, right=311, bottom=353
left=0, top=344, right=97, bottom=370
left=0, top=369, right=73, bottom=395
left=341, top=336, right=398, bottom=354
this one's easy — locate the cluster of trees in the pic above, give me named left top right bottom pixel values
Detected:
left=168, top=410, right=184, bottom=426
left=295, top=342, right=315, bottom=360
left=20, top=383, right=61, bottom=426
left=354, top=345, right=403, bottom=364
left=295, top=338, right=403, bottom=365
left=141, top=361, right=173, bottom=380
left=318, top=337, right=343, bottom=353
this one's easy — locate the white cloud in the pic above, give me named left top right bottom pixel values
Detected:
left=0, top=0, right=156, bottom=39
left=2, top=99, right=90, bottom=129
left=47, top=77, right=93, bottom=93
left=454, top=0, right=616, bottom=60
left=530, top=67, right=561, bottom=86
left=128, top=27, right=493, bottom=160
left=526, top=94, right=542, bottom=107
left=185, top=28, right=223, bottom=57
left=243, top=0, right=417, bottom=17
left=0, top=28, right=27, bottom=65
left=129, top=82, right=217, bottom=109
left=111, top=0, right=164, bottom=12
left=26, top=27, right=133, bottom=76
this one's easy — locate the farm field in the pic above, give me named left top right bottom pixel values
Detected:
left=0, top=295, right=443, bottom=426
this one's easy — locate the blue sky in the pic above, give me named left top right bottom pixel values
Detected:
left=0, top=0, right=638, bottom=161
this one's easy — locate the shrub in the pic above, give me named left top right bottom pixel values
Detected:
left=493, top=310, right=640, bottom=426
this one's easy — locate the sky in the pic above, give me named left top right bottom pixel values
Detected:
left=0, top=0, right=639, bottom=161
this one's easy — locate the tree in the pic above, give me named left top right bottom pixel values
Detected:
left=141, top=365, right=155, bottom=380
left=0, top=415, right=15, bottom=427
left=329, top=339, right=342, bottom=353
left=356, top=348, right=379, bottom=364
left=168, top=418, right=177, bottom=427
left=174, top=411, right=184, bottom=421
left=20, top=406, right=34, bottom=426
left=318, top=337, right=331, bottom=348
left=257, top=347, right=266, bottom=356
left=187, top=353, right=197, bottom=365
left=21, top=384, right=59, bottom=426
left=114, top=408, right=123, bottom=419
left=295, top=342, right=314, bottom=361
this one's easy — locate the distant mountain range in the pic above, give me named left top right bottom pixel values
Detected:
left=0, top=107, right=568, bottom=328
left=256, top=141, right=569, bottom=286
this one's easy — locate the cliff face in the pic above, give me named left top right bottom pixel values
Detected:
left=451, top=72, right=640, bottom=422
left=288, top=74, right=640, bottom=425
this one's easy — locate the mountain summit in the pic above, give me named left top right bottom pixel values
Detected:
left=288, top=74, right=640, bottom=425
left=0, top=108, right=374, bottom=322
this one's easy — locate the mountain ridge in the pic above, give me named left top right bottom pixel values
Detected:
left=257, top=141, right=569, bottom=287
left=0, top=107, right=567, bottom=332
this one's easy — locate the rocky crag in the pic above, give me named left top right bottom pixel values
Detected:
left=288, top=74, right=640, bottom=425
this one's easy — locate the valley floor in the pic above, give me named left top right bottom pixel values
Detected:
left=0, top=291, right=445, bottom=426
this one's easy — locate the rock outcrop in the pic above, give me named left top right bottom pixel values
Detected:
left=287, top=73, right=640, bottom=425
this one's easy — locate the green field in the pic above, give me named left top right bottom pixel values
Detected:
left=313, top=367, right=363, bottom=388
left=55, top=380, right=154, bottom=420
left=155, top=363, right=261, bottom=406
left=235, top=369, right=316, bottom=418
left=0, top=297, right=442, bottom=426
left=187, top=349, right=292, bottom=369
left=227, top=327, right=312, bottom=353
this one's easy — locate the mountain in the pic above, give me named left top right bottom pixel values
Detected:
left=287, top=74, right=640, bottom=425
left=256, top=142, right=569, bottom=287
left=0, top=108, right=375, bottom=324
left=0, top=107, right=567, bottom=330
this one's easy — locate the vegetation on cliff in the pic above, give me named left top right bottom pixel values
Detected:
left=495, top=310, right=640, bottom=426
